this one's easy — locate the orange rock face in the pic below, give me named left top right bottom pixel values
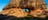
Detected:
left=1, top=8, right=28, bottom=18
left=0, top=0, right=47, bottom=18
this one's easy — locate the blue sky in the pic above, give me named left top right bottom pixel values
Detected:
left=0, top=0, right=48, bottom=11
left=0, top=0, right=10, bottom=11
left=44, top=0, right=48, bottom=8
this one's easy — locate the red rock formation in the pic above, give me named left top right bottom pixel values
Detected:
left=0, top=0, right=47, bottom=18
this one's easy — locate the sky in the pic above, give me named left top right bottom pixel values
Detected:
left=0, top=0, right=10, bottom=11
left=0, top=0, right=48, bottom=11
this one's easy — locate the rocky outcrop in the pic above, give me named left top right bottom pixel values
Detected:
left=1, top=8, right=28, bottom=18
left=0, top=0, right=48, bottom=18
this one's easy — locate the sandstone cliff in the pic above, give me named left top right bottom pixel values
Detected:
left=0, top=0, right=48, bottom=18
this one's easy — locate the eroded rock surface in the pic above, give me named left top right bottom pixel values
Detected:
left=0, top=0, right=48, bottom=18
